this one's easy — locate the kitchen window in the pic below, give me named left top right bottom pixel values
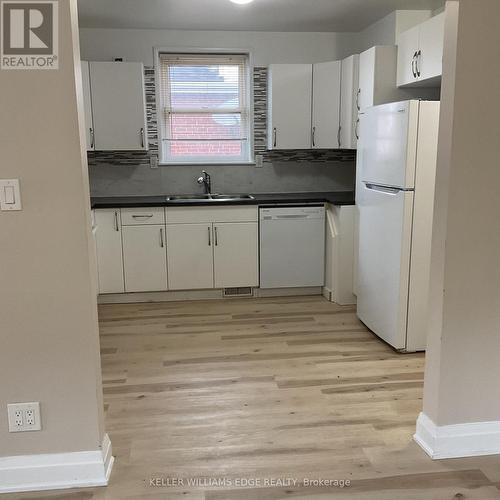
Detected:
left=157, top=52, right=252, bottom=165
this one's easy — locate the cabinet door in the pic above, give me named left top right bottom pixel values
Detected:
left=418, top=13, right=445, bottom=82
left=166, top=224, right=214, bottom=290
left=397, top=25, right=420, bottom=86
left=90, top=62, right=148, bottom=151
left=353, top=205, right=359, bottom=297
left=267, top=64, right=312, bottom=150
left=213, top=223, right=259, bottom=288
left=94, top=209, right=124, bottom=294
left=312, top=61, right=341, bottom=149
left=360, top=46, right=405, bottom=109
left=81, top=61, right=94, bottom=151
left=340, top=54, right=359, bottom=149
left=358, top=48, right=376, bottom=112
left=122, top=225, right=167, bottom=292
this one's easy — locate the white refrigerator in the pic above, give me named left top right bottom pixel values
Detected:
left=356, top=100, right=440, bottom=352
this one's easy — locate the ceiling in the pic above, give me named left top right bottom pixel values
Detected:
left=78, top=0, right=444, bottom=32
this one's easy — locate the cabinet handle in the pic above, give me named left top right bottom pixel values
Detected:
left=208, top=226, right=211, bottom=246
left=337, top=126, right=341, bottom=148
left=90, top=128, right=94, bottom=149
left=312, top=126, right=316, bottom=147
left=355, top=117, right=360, bottom=140
left=273, top=127, right=277, bottom=148
left=140, top=127, right=145, bottom=148
left=159, top=227, right=164, bottom=248
left=214, top=226, right=218, bottom=246
left=114, top=211, right=119, bottom=231
left=356, top=88, right=361, bottom=111
left=411, top=52, right=417, bottom=78
left=416, top=50, right=421, bottom=77
left=132, top=214, right=153, bottom=219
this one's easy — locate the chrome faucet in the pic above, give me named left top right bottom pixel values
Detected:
left=197, top=170, right=212, bottom=194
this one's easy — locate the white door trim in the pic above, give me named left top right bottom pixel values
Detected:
left=415, top=412, right=500, bottom=459
left=0, top=434, right=113, bottom=494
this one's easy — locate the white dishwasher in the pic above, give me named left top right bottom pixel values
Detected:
left=259, top=206, right=325, bottom=288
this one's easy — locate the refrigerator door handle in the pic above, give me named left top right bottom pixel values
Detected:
left=364, top=183, right=402, bottom=195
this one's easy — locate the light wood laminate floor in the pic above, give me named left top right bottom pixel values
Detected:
left=6, top=296, right=500, bottom=499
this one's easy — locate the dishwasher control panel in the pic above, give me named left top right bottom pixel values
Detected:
left=260, top=206, right=325, bottom=221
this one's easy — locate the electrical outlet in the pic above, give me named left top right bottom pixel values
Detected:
left=255, top=154, right=263, bottom=168
left=26, top=409, right=35, bottom=426
left=14, top=410, right=23, bottom=428
left=7, top=402, right=41, bottom=432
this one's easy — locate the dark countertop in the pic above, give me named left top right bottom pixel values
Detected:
left=90, top=191, right=355, bottom=209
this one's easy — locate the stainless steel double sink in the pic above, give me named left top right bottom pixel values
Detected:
left=166, top=194, right=255, bottom=203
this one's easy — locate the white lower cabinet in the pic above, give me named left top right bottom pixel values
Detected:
left=166, top=206, right=259, bottom=291
left=122, top=225, right=168, bottom=292
left=94, top=209, right=125, bottom=294
left=95, top=205, right=260, bottom=294
left=213, top=222, right=259, bottom=288
left=324, top=205, right=356, bottom=305
left=167, top=223, right=214, bottom=290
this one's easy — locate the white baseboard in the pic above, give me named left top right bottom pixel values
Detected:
left=99, top=287, right=322, bottom=304
left=98, top=288, right=224, bottom=304
left=414, top=412, right=500, bottom=459
left=322, top=286, right=332, bottom=301
left=254, top=286, right=322, bottom=298
left=0, top=433, right=114, bottom=494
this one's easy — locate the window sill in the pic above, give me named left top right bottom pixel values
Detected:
left=159, top=161, right=256, bottom=167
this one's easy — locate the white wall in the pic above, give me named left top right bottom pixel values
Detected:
left=355, top=10, right=432, bottom=54
left=0, top=0, right=105, bottom=458
left=355, top=11, right=397, bottom=52
left=422, top=0, right=500, bottom=426
left=79, top=28, right=358, bottom=66
left=80, top=8, right=443, bottom=67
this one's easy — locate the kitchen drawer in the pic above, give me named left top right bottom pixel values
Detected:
left=121, top=207, right=165, bottom=225
left=166, top=206, right=258, bottom=224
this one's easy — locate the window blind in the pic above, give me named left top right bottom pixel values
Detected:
left=158, top=53, right=250, bottom=163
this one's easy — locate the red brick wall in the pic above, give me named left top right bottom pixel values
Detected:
left=169, top=92, right=242, bottom=158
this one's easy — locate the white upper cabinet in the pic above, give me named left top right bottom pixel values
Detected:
left=396, top=25, right=420, bottom=87
left=267, top=64, right=312, bottom=150
left=268, top=61, right=355, bottom=150
left=418, top=13, right=445, bottom=82
left=81, top=61, right=94, bottom=151
left=312, top=61, right=342, bottom=149
left=358, top=45, right=405, bottom=112
left=339, top=54, right=360, bottom=149
left=89, top=62, right=148, bottom=151
left=397, top=13, right=445, bottom=87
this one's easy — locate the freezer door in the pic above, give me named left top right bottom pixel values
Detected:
left=356, top=182, right=414, bottom=350
left=359, top=100, right=419, bottom=189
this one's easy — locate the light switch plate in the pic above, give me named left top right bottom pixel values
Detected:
left=0, top=179, right=22, bottom=211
